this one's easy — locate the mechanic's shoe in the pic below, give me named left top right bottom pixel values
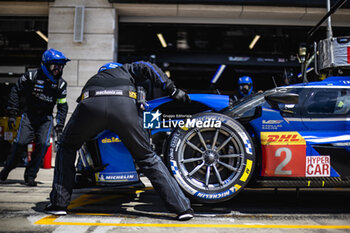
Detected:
left=177, top=208, right=194, bottom=221
left=0, top=170, right=8, bottom=182
left=25, top=177, right=37, bottom=187
left=44, top=203, right=67, bottom=215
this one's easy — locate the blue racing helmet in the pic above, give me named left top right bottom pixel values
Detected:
left=41, top=48, right=70, bottom=83
left=42, top=48, right=70, bottom=65
left=238, top=76, right=253, bottom=96
left=98, top=62, right=123, bottom=73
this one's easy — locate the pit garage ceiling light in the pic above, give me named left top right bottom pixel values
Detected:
left=36, top=30, right=48, bottom=42
left=165, top=70, right=171, bottom=77
left=211, top=64, right=226, bottom=84
left=249, top=35, right=260, bottom=50
left=157, top=33, right=167, bottom=48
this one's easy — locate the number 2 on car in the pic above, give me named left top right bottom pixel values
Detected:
left=260, top=132, right=306, bottom=177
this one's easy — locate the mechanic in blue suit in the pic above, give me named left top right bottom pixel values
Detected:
left=0, top=48, right=69, bottom=186
left=45, top=61, right=194, bottom=221
left=231, top=76, right=255, bottom=102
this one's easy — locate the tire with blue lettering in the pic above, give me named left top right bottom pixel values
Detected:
left=166, top=112, right=255, bottom=203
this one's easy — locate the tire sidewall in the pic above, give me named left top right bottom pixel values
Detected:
left=167, top=112, right=255, bottom=203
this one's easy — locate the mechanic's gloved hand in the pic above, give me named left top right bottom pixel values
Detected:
left=54, top=125, right=64, bottom=142
left=8, top=116, right=16, bottom=130
left=171, top=88, right=191, bottom=103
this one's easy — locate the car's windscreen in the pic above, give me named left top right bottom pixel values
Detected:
left=224, top=91, right=271, bottom=118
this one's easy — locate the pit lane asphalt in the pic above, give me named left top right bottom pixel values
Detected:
left=1, top=166, right=350, bottom=233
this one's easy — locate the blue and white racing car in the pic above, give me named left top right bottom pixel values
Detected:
left=166, top=76, right=350, bottom=203
left=77, top=76, right=350, bottom=203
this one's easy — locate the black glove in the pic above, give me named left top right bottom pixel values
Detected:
left=54, top=125, right=64, bottom=142
left=171, top=88, right=191, bottom=103
left=8, top=117, right=16, bottom=130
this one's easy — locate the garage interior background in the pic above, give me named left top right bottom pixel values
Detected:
left=0, top=0, right=350, bottom=117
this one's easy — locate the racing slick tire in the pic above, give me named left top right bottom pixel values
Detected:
left=166, top=112, right=255, bottom=203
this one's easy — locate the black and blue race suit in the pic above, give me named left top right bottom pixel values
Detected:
left=1, top=69, right=68, bottom=180
left=50, top=61, right=191, bottom=214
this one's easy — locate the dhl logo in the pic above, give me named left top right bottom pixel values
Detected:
left=261, top=132, right=306, bottom=145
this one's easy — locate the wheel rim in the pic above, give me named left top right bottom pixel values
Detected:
left=178, top=127, right=245, bottom=191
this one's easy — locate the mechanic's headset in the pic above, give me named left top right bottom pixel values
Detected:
left=41, top=48, right=70, bottom=83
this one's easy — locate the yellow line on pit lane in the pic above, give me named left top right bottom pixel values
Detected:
left=35, top=215, right=350, bottom=229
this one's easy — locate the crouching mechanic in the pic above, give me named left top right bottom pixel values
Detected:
left=0, top=48, right=69, bottom=186
left=45, top=61, right=194, bottom=221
